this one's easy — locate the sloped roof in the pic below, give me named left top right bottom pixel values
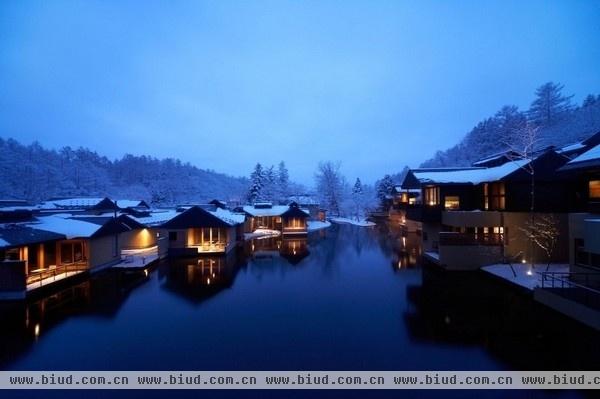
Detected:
left=161, top=206, right=236, bottom=229
left=561, top=142, right=600, bottom=171
left=0, top=225, right=65, bottom=249
left=91, top=215, right=146, bottom=237
left=281, top=206, right=310, bottom=218
left=413, top=160, right=529, bottom=185
left=27, top=214, right=145, bottom=239
left=243, top=205, right=290, bottom=217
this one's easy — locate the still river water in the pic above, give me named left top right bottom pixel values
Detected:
left=1, top=223, right=599, bottom=399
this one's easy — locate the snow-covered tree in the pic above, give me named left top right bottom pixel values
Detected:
left=265, top=165, right=278, bottom=201
left=247, top=163, right=265, bottom=204
left=351, top=178, right=364, bottom=221
left=277, top=161, right=289, bottom=202
left=315, top=161, right=346, bottom=217
left=528, top=81, right=573, bottom=126
left=376, top=174, right=394, bottom=206
left=0, top=137, right=249, bottom=204
left=583, top=94, right=598, bottom=108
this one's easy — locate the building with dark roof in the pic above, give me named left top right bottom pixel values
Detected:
left=160, top=206, right=243, bottom=256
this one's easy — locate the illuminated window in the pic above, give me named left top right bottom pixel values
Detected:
left=589, top=180, right=600, bottom=199
left=424, top=186, right=440, bottom=206
left=483, top=182, right=505, bottom=210
left=444, top=196, right=460, bottom=210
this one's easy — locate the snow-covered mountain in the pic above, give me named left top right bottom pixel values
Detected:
left=421, top=83, right=600, bottom=167
left=0, top=138, right=248, bottom=205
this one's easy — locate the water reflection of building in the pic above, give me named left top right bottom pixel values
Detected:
left=0, top=268, right=151, bottom=368
left=161, top=253, right=242, bottom=304
left=279, top=238, right=309, bottom=265
left=381, top=222, right=422, bottom=271
left=403, top=267, right=600, bottom=369
left=247, top=237, right=309, bottom=266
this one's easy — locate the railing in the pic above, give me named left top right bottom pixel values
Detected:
left=539, top=271, right=600, bottom=310
left=439, top=232, right=503, bottom=246
left=26, top=263, right=89, bottom=288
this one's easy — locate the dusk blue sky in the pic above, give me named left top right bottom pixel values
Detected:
left=1, top=0, right=600, bottom=185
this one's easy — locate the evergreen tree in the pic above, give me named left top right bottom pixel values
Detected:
left=376, top=175, right=394, bottom=206
left=352, top=178, right=363, bottom=196
left=247, top=163, right=264, bottom=204
left=263, top=165, right=276, bottom=201
left=277, top=161, right=289, bottom=202
left=528, top=82, right=573, bottom=126
left=583, top=94, right=598, bottom=108
left=352, top=178, right=364, bottom=220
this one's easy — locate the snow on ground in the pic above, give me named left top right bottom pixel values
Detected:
left=481, top=263, right=570, bottom=291
left=115, top=246, right=160, bottom=269
left=244, top=229, right=281, bottom=240
left=329, top=217, right=376, bottom=227
left=27, top=269, right=86, bottom=292
left=307, top=220, right=331, bottom=231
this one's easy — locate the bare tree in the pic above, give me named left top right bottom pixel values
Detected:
left=315, top=161, right=346, bottom=217
left=503, top=122, right=542, bottom=267
left=519, top=214, right=560, bottom=271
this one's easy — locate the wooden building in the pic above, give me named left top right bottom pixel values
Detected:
left=242, top=202, right=309, bottom=235
left=0, top=212, right=155, bottom=298
left=402, top=150, right=573, bottom=270
left=160, top=205, right=243, bottom=256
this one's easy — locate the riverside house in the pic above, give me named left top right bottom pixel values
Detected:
left=160, top=205, right=245, bottom=256
left=0, top=211, right=156, bottom=298
left=242, top=202, right=310, bottom=235
left=401, top=149, right=574, bottom=270
left=532, top=139, right=600, bottom=330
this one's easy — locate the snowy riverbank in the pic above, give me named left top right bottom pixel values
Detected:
left=307, top=220, right=331, bottom=231
left=329, top=217, right=376, bottom=227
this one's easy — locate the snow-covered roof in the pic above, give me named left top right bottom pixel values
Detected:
left=114, top=199, right=147, bottom=209
left=131, top=210, right=179, bottom=227
left=0, top=238, right=9, bottom=247
left=414, top=160, right=529, bottom=185
left=567, top=143, right=600, bottom=164
left=30, top=214, right=103, bottom=239
left=288, top=195, right=318, bottom=205
left=243, top=205, right=291, bottom=217
left=472, top=153, right=508, bottom=165
left=559, top=142, right=586, bottom=153
left=37, top=197, right=106, bottom=209
left=212, top=208, right=245, bottom=225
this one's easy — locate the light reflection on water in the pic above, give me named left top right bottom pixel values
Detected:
left=0, top=224, right=597, bottom=398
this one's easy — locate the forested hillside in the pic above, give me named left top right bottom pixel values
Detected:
left=0, top=138, right=248, bottom=205
left=421, top=82, right=600, bottom=167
